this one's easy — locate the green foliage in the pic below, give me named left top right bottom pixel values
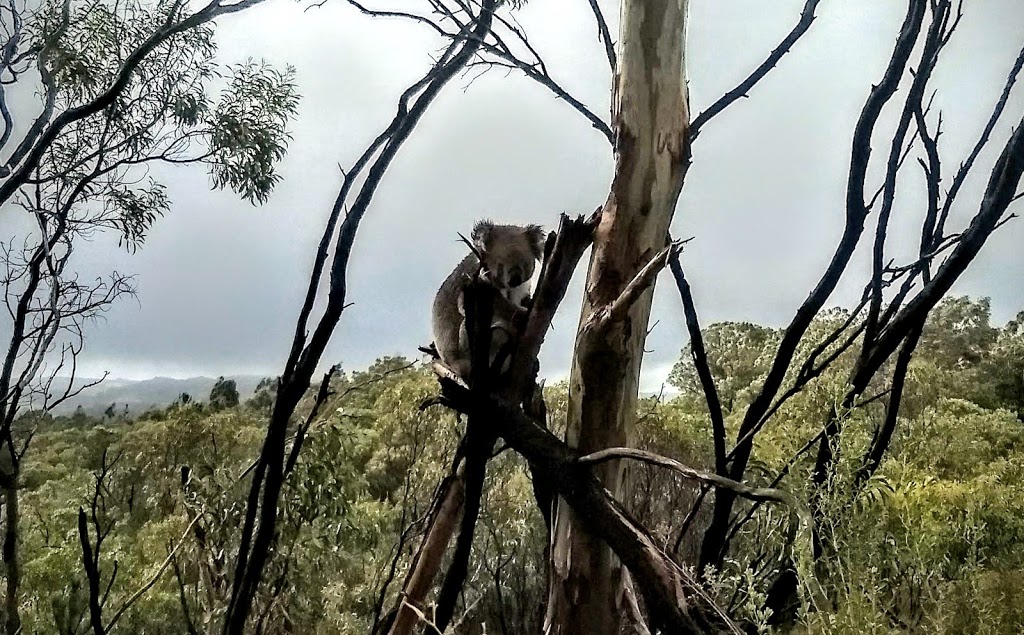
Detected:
left=208, top=376, right=239, bottom=410
left=247, top=376, right=278, bottom=414
left=973, top=311, right=1024, bottom=420
left=669, top=321, right=781, bottom=412
left=677, top=296, right=1024, bottom=634
left=208, top=60, right=300, bottom=204
left=919, top=296, right=999, bottom=370
left=15, top=0, right=300, bottom=253
left=8, top=297, right=1024, bottom=633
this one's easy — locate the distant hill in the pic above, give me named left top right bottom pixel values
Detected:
left=640, top=387, right=681, bottom=400
left=46, top=375, right=267, bottom=416
left=40, top=373, right=675, bottom=417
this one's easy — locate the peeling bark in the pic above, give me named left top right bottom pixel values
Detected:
left=545, top=0, right=691, bottom=632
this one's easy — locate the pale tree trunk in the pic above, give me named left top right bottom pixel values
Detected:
left=545, top=0, right=690, bottom=632
left=384, top=469, right=465, bottom=635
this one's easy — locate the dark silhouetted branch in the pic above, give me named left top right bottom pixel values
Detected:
left=853, top=326, right=923, bottom=490
left=171, top=555, right=200, bottom=635
left=436, top=380, right=742, bottom=634
left=691, top=0, right=821, bottom=140
left=863, top=0, right=951, bottom=347
left=341, top=0, right=614, bottom=143
left=385, top=465, right=467, bottom=635
left=224, top=2, right=500, bottom=632
left=585, top=0, right=616, bottom=72
left=699, top=0, right=928, bottom=572
left=583, top=240, right=684, bottom=334
left=282, top=365, right=338, bottom=478
left=936, top=42, right=1024, bottom=239
left=0, top=0, right=272, bottom=206
left=431, top=277, right=498, bottom=634
left=509, top=210, right=599, bottom=389
left=579, top=448, right=805, bottom=517
left=668, top=249, right=726, bottom=475
left=78, top=507, right=105, bottom=635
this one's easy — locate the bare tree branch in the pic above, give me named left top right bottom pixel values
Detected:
left=935, top=42, right=1024, bottom=239
left=583, top=240, right=683, bottom=334
left=584, top=0, right=616, bottom=73
left=691, top=0, right=821, bottom=140
left=224, top=3, right=502, bottom=632
left=0, top=0, right=273, bottom=205
left=668, top=249, right=726, bottom=476
left=699, top=0, right=928, bottom=571
left=579, top=448, right=806, bottom=517
left=435, top=379, right=742, bottom=634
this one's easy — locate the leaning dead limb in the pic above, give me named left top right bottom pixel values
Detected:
left=224, top=3, right=503, bottom=632
left=581, top=238, right=688, bottom=335
left=435, top=380, right=741, bottom=634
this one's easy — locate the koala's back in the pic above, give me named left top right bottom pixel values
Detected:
left=431, top=254, right=477, bottom=373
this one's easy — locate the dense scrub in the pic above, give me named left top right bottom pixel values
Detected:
left=11, top=297, right=1024, bottom=634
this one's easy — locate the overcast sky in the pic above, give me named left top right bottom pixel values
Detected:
left=6, top=0, right=1024, bottom=390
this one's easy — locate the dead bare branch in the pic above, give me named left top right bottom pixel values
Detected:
left=668, top=248, right=726, bottom=476
left=584, top=240, right=684, bottom=334
left=700, top=0, right=929, bottom=572
left=584, top=0, right=616, bottom=73
left=225, top=3, right=502, bottom=632
left=436, top=379, right=742, bottom=634
left=691, top=0, right=821, bottom=140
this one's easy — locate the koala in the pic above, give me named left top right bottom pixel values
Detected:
left=431, top=220, right=545, bottom=381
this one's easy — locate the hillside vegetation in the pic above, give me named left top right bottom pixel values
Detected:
left=13, top=296, right=1024, bottom=634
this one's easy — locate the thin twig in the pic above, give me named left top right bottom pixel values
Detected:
left=691, top=0, right=821, bottom=140
left=105, top=514, right=203, bottom=631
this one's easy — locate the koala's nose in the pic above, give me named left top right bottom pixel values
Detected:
left=508, top=266, right=524, bottom=288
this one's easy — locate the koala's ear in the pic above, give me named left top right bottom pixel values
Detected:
left=471, top=219, right=494, bottom=250
left=525, top=224, right=545, bottom=259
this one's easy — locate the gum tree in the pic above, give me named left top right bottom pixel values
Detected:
left=0, top=0, right=298, bottom=631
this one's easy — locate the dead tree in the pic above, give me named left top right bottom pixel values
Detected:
left=546, top=0, right=825, bottom=630
left=361, top=207, right=817, bottom=635
left=544, top=0, right=691, bottom=628
left=232, top=0, right=1022, bottom=632
left=372, top=1, right=826, bottom=633
left=253, top=0, right=1019, bottom=631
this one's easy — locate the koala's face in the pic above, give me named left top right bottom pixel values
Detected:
left=471, top=221, right=545, bottom=291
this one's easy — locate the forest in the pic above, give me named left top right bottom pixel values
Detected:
left=10, top=296, right=1024, bottom=634
left=3, top=0, right=1024, bottom=633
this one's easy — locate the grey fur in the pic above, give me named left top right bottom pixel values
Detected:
left=431, top=221, right=545, bottom=380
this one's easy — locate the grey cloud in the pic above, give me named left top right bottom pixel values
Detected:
left=9, top=0, right=1020, bottom=387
